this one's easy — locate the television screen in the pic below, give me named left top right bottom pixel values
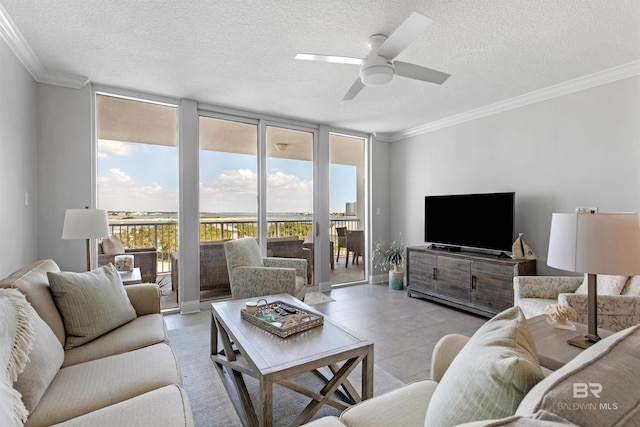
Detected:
left=425, top=192, right=515, bottom=252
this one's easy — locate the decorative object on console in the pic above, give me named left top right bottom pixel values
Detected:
left=511, top=233, right=537, bottom=260
left=547, top=212, right=640, bottom=348
left=61, top=207, right=110, bottom=271
left=114, top=254, right=134, bottom=272
left=372, top=236, right=406, bottom=290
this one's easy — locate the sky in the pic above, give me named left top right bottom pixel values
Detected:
left=97, top=140, right=356, bottom=214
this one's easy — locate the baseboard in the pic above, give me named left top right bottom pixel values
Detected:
left=317, top=281, right=332, bottom=292
left=180, top=300, right=201, bottom=314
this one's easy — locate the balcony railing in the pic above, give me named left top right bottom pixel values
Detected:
left=108, top=217, right=360, bottom=275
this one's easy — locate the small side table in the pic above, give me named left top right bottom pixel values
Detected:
left=527, top=314, right=613, bottom=371
left=119, top=267, right=142, bottom=285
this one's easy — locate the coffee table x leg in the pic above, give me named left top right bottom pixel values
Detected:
left=211, top=313, right=374, bottom=427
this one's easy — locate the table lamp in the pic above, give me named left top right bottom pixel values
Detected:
left=62, top=207, right=110, bottom=271
left=547, top=212, right=640, bottom=348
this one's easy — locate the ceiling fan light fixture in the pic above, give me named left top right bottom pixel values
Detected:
left=360, top=64, right=394, bottom=86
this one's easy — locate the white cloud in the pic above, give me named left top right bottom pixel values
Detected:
left=97, top=140, right=138, bottom=159
left=200, top=168, right=312, bottom=213
left=97, top=169, right=177, bottom=212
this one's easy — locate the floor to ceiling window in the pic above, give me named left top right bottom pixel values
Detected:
left=96, top=93, right=178, bottom=309
left=198, top=115, right=258, bottom=301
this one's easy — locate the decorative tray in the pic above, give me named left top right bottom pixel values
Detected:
left=241, top=299, right=323, bottom=338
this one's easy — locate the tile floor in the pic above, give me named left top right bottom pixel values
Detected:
left=163, top=283, right=488, bottom=383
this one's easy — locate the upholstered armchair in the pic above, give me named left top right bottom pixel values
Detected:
left=224, top=237, right=307, bottom=300
left=514, top=275, right=640, bottom=332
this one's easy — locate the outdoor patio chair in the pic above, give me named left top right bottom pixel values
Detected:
left=335, top=227, right=347, bottom=262
left=224, top=237, right=307, bottom=300
left=345, top=230, right=364, bottom=267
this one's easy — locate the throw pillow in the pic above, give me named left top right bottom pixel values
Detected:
left=424, top=307, right=544, bottom=427
left=101, top=235, right=125, bottom=255
left=517, top=323, right=640, bottom=426
left=14, top=310, right=64, bottom=414
left=0, top=289, right=34, bottom=426
left=621, top=275, right=640, bottom=296
left=574, top=274, right=627, bottom=295
left=47, top=264, right=137, bottom=350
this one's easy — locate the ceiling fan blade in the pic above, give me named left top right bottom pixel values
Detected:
left=394, top=61, right=450, bottom=85
left=295, top=53, right=363, bottom=65
left=343, top=78, right=365, bottom=101
left=377, top=12, right=433, bottom=60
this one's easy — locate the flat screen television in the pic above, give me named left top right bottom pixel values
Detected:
left=425, top=192, right=515, bottom=253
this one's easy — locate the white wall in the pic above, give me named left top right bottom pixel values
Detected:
left=369, top=138, right=391, bottom=281
left=36, top=83, right=93, bottom=272
left=391, top=76, right=640, bottom=275
left=0, top=38, right=38, bottom=277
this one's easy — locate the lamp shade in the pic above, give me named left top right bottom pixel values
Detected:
left=547, top=212, right=640, bottom=275
left=62, top=209, right=110, bottom=240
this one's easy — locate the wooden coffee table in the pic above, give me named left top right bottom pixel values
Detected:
left=527, top=314, right=613, bottom=371
left=210, top=294, right=374, bottom=427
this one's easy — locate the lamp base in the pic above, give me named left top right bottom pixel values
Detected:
left=567, top=333, right=601, bottom=349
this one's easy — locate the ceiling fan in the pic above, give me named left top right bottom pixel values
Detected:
left=295, top=12, right=451, bottom=101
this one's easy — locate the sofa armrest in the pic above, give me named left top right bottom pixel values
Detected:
left=230, top=266, right=296, bottom=299
left=339, top=380, right=437, bottom=427
left=264, top=257, right=308, bottom=279
left=430, top=333, right=469, bottom=382
left=514, top=276, right=583, bottom=300
left=125, top=283, right=161, bottom=316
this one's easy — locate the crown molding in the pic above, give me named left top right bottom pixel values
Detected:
left=0, top=3, right=88, bottom=89
left=380, top=60, right=640, bottom=142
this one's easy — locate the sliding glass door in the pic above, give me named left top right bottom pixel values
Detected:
left=96, top=93, right=178, bottom=309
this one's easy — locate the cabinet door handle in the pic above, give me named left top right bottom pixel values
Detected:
left=433, top=267, right=437, bottom=280
left=471, top=275, right=477, bottom=290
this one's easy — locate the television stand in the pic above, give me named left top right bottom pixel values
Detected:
left=406, top=246, right=536, bottom=317
left=428, top=244, right=461, bottom=252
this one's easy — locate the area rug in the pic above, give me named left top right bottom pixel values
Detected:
left=168, top=322, right=404, bottom=427
left=304, top=292, right=335, bottom=306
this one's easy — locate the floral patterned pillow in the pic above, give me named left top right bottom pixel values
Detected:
left=575, top=274, right=628, bottom=295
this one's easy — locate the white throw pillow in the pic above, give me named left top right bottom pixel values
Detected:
left=424, top=307, right=544, bottom=427
left=574, top=274, right=627, bottom=295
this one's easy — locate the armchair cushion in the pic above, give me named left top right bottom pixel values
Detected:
left=574, top=274, right=627, bottom=295
left=425, top=307, right=544, bottom=427
left=225, top=237, right=264, bottom=270
left=47, top=264, right=137, bottom=350
left=101, top=235, right=125, bottom=255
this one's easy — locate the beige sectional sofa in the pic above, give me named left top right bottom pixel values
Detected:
left=304, top=306, right=640, bottom=426
left=0, top=259, right=193, bottom=426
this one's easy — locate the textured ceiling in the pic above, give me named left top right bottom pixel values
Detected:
left=2, top=0, right=640, bottom=136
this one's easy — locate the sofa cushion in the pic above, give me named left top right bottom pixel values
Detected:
left=575, top=274, right=627, bottom=295
left=0, top=259, right=66, bottom=346
left=0, top=289, right=33, bottom=426
left=62, top=313, right=168, bottom=367
left=456, top=410, right=577, bottom=426
left=101, top=235, right=125, bottom=255
left=14, top=307, right=64, bottom=414
left=25, top=343, right=180, bottom=427
left=47, top=264, right=137, bottom=350
left=49, top=385, right=193, bottom=427
left=424, top=307, right=544, bottom=427
left=516, top=323, right=640, bottom=426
